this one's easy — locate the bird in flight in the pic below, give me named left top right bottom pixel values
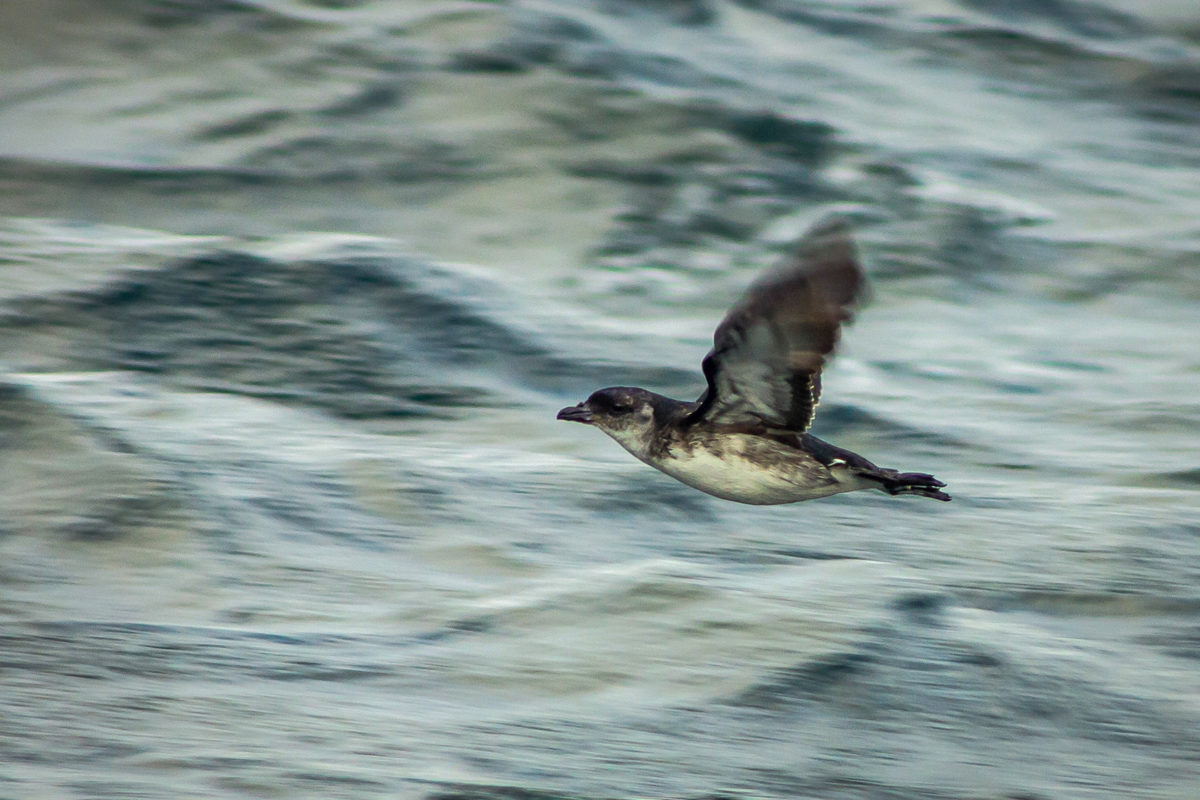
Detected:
left=557, top=216, right=950, bottom=504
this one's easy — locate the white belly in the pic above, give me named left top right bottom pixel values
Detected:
left=637, top=439, right=864, bottom=505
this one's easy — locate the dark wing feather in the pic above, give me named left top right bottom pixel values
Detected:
left=686, top=216, right=865, bottom=431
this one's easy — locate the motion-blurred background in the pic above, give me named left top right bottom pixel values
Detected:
left=1, top=2, right=1199, bottom=798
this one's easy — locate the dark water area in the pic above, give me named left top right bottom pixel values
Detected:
left=2, top=1, right=1199, bottom=798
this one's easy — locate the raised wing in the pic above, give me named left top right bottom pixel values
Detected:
left=685, top=216, right=865, bottom=431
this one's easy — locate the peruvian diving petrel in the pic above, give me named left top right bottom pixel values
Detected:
left=557, top=217, right=950, bottom=504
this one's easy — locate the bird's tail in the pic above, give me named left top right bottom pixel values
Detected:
left=868, top=469, right=951, bottom=502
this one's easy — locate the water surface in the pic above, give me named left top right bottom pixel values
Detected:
left=1, top=2, right=1199, bottom=798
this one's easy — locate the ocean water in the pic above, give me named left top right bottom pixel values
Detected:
left=1, top=1, right=1199, bottom=798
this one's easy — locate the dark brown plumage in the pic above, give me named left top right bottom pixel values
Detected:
left=557, top=216, right=949, bottom=505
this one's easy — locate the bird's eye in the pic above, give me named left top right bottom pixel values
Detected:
left=613, top=394, right=639, bottom=411
left=589, top=389, right=638, bottom=414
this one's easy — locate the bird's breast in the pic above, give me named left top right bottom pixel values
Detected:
left=641, top=432, right=847, bottom=505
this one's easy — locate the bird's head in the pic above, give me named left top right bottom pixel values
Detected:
left=557, top=387, right=660, bottom=452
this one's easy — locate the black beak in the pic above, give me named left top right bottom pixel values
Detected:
left=556, top=403, right=594, bottom=424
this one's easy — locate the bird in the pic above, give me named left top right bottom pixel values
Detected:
left=556, top=216, right=950, bottom=505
